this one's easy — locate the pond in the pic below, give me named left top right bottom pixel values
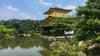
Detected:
left=0, top=36, right=51, bottom=56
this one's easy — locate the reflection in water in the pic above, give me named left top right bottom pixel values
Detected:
left=0, top=47, right=42, bottom=56
left=0, top=36, right=51, bottom=56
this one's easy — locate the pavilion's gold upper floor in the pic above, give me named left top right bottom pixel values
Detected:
left=42, top=7, right=72, bottom=27
left=43, top=7, right=72, bottom=17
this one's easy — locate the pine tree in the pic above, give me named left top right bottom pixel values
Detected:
left=74, top=0, right=100, bottom=41
left=77, top=0, right=100, bottom=19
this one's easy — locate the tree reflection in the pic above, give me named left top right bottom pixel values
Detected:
left=0, top=36, right=50, bottom=49
left=0, top=36, right=51, bottom=56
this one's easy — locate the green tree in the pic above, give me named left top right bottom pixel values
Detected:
left=50, top=42, right=86, bottom=56
left=77, top=0, right=100, bottom=19
left=74, top=0, right=100, bottom=41
left=50, top=17, right=75, bottom=41
left=0, top=25, right=16, bottom=39
left=0, top=19, right=42, bottom=36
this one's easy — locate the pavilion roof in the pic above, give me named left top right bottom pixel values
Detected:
left=43, top=7, right=72, bottom=14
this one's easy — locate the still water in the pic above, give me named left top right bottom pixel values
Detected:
left=0, top=36, right=51, bottom=56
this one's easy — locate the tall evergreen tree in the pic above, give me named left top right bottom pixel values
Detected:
left=74, top=0, right=100, bottom=40
left=77, top=0, right=100, bottom=19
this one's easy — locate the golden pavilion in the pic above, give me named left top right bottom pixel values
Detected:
left=41, top=7, right=72, bottom=35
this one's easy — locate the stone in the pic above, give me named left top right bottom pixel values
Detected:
left=78, top=41, right=84, bottom=46
left=79, top=51, right=87, bottom=56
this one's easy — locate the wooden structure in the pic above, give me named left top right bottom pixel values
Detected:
left=42, top=7, right=72, bottom=27
left=41, top=7, right=72, bottom=35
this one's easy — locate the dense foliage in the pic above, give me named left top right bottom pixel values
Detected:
left=77, top=0, right=100, bottom=19
left=74, top=0, right=100, bottom=41
left=50, top=42, right=86, bottom=56
left=0, top=25, right=16, bottom=39
left=50, top=17, right=76, bottom=36
left=0, top=19, right=41, bottom=38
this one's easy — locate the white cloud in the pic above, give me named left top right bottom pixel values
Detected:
left=55, top=4, right=62, bottom=8
left=19, top=12, right=34, bottom=19
left=63, top=5, right=76, bottom=16
left=38, top=0, right=52, bottom=6
left=0, top=6, right=36, bottom=20
left=64, top=5, right=76, bottom=10
left=6, top=6, right=19, bottom=12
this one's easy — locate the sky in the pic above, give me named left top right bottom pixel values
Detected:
left=0, top=0, right=86, bottom=20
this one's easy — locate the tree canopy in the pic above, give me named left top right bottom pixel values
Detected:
left=77, top=0, right=100, bottom=19
left=0, top=25, right=16, bottom=39
left=74, top=0, right=100, bottom=41
left=0, top=19, right=41, bottom=38
left=50, top=17, right=77, bottom=36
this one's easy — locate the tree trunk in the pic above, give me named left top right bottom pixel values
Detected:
left=64, top=34, right=69, bottom=42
